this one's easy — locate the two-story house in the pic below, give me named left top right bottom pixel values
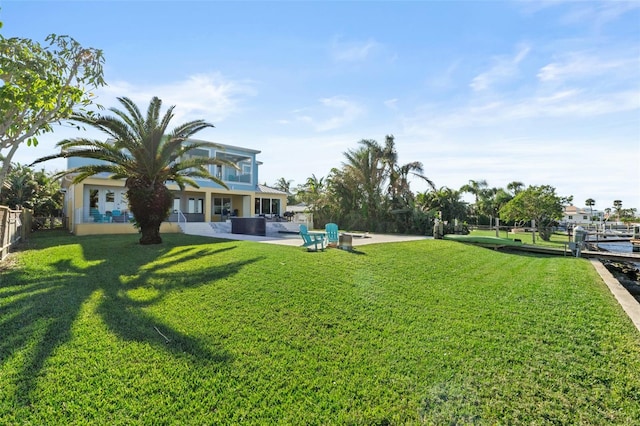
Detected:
left=561, top=205, right=604, bottom=227
left=61, top=139, right=288, bottom=235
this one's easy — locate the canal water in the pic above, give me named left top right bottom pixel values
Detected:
left=597, top=242, right=640, bottom=269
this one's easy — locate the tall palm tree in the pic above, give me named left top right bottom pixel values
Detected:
left=585, top=198, right=595, bottom=224
left=613, top=200, right=623, bottom=221
left=273, top=177, right=292, bottom=194
left=32, top=96, right=232, bottom=245
left=342, top=140, right=386, bottom=229
left=460, top=179, right=488, bottom=225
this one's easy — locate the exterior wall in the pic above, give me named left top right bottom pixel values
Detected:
left=74, top=222, right=180, bottom=236
left=561, top=206, right=605, bottom=226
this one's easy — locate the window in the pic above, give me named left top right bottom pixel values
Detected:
left=254, top=197, right=280, bottom=215
left=188, top=198, right=204, bottom=214
left=271, top=199, right=280, bottom=215
left=213, top=197, right=231, bottom=215
left=90, top=189, right=99, bottom=208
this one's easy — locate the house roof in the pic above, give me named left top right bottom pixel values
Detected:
left=256, top=184, right=287, bottom=195
left=188, top=138, right=261, bottom=154
left=287, top=203, right=310, bottom=213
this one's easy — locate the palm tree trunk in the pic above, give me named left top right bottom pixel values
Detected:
left=127, top=179, right=173, bottom=245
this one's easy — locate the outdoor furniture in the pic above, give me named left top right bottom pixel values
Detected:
left=325, top=223, right=339, bottom=247
left=90, top=208, right=109, bottom=223
left=299, top=224, right=327, bottom=251
left=111, top=210, right=126, bottom=223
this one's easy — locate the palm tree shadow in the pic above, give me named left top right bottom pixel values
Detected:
left=96, top=246, right=261, bottom=363
left=2, top=237, right=258, bottom=406
left=1, top=258, right=99, bottom=405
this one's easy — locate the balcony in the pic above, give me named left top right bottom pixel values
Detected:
left=225, top=173, right=251, bottom=183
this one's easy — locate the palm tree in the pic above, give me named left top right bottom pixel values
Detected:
left=417, top=186, right=467, bottom=225
left=342, top=140, right=387, bottom=229
left=613, top=200, right=623, bottom=221
left=0, top=163, right=38, bottom=209
left=273, top=177, right=292, bottom=194
left=506, top=181, right=524, bottom=195
left=32, top=96, right=232, bottom=245
left=585, top=198, right=595, bottom=225
left=460, top=179, right=488, bottom=225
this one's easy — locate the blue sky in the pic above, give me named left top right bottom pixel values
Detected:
left=3, top=0, right=639, bottom=212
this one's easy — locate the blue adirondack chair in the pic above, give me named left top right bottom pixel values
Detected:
left=90, top=207, right=108, bottom=223
left=299, top=224, right=326, bottom=251
left=325, top=223, right=339, bottom=247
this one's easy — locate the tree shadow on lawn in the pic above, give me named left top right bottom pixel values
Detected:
left=0, top=236, right=261, bottom=405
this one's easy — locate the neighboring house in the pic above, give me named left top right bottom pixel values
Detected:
left=561, top=205, right=604, bottom=227
left=61, top=139, right=288, bottom=235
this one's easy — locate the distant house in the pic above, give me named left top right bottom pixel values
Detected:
left=561, top=205, right=604, bottom=227
left=60, top=139, right=288, bottom=235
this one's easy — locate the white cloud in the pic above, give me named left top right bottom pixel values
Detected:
left=558, top=1, right=640, bottom=28
left=538, top=53, right=637, bottom=83
left=517, top=0, right=640, bottom=29
left=330, top=37, right=379, bottom=62
left=470, top=44, right=531, bottom=92
left=99, top=73, right=256, bottom=123
left=294, top=96, right=365, bottom=132
left=384, top=98, right=399, bottom=110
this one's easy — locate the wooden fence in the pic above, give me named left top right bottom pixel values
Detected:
left=0, top=206, right=32, bottom=262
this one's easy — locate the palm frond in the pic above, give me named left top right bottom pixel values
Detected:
left=115, top=97, right=146, bottom=137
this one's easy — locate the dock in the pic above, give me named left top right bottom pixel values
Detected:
left=504, top=244, right=640, bottom=263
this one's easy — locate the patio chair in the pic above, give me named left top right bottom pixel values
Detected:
left=90, top=208, right=108, bottom=223
left=111, top=209, right=124, bottom=223
left=299, top=224, right=327, bottom=251
left=325, top=223, right=339, bottom=247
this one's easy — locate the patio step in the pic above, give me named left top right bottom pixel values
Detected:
left=180, top=222, right=217, bottom=237
left=209, top=222, right=232, bottom=233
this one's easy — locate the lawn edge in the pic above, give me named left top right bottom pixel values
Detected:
left=591, top=259, right=640, bottom=332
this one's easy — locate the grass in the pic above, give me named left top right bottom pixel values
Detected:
left=470, top=228, right=574, bottom=248
left=1, top=231, right=639, bottom=424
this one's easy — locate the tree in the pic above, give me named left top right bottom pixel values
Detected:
left=585, top=198, right=595, bottom=223
left=336, top=135, right=435, bottom=232
left=0, top=163, right=38, bottom=209
left=481, top=187, right=513, bottom=227
left=500, top=185, right=566, bottom=241
left=32, top=96, right=232, bottom=245
left=342, top=139, right=387, bottom=230
left=273, top=177, right=296, bottom=204
left=0, top=34, right=106, bottom=186
left=460, top=179, right=488, bottom=225
left=613, top=200, right=623, bottom=221
left=417, top=186, right=467, bottom=225
left=506, top=181, right=524, bottom=195
left=273, top=177, right=292, bottom=194
left=0, top=163, right=63, bottom=216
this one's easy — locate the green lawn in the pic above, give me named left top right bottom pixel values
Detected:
left=470, top=228, right=573, bottom=248
left=1, top=231, right=639, bottom=424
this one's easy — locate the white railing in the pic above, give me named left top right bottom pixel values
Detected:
left=176, top=209, right=187, bottom=229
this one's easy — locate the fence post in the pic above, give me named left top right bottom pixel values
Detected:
left=21, top=209, right=32, bottom=241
